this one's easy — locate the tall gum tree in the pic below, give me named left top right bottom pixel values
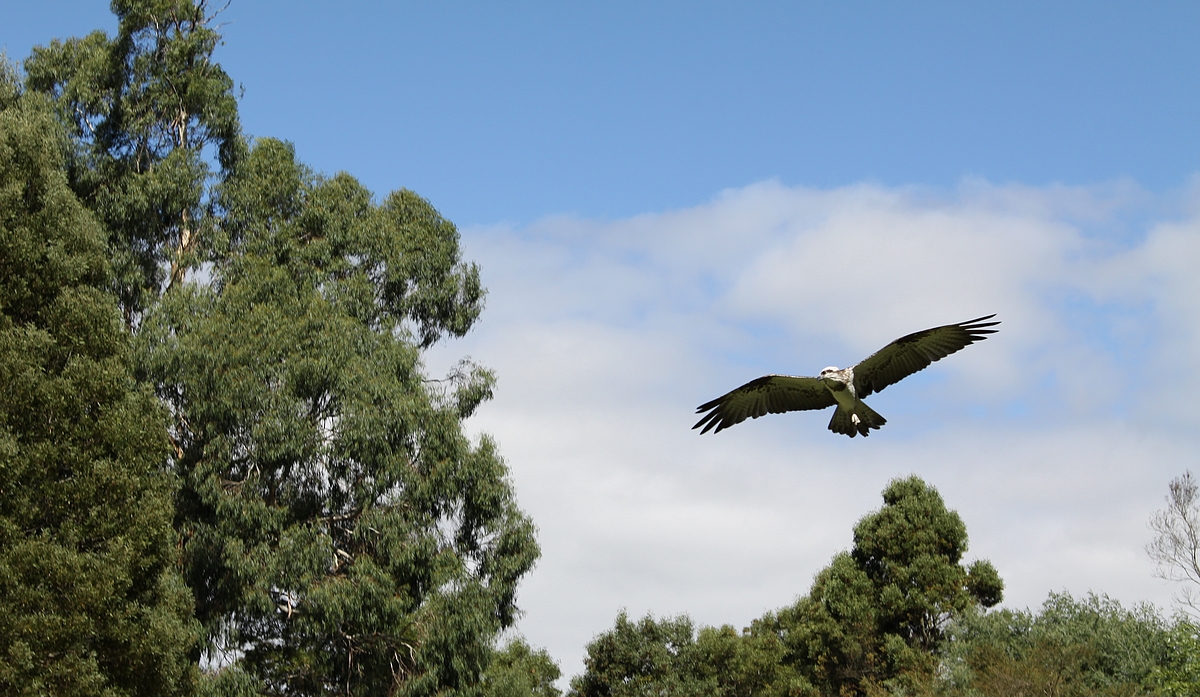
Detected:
left=762, top=476, right=1004, bottom=695
left=139, top=138, right=539, bottom=696
left=24, top=2, right=540, bottom=694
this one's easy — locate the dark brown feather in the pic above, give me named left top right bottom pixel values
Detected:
left=852, top=315, right=999, bottom=398
left=693, top=375, right=835, bottom=434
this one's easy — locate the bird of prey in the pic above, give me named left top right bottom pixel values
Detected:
left=693, top=315, right=999, bottom=438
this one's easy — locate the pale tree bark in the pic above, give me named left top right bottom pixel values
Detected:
left=169, top=110, right=192, bottom=290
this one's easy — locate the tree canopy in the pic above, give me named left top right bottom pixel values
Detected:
left=762, top=475, right=1003, bottom=695
left=9, top=2, right=539, bottom=695
left=141, top=137, right=538, bottom=695
left=941, top=592, right=1181, bottom=696
left=24, top=0, right=243, bottom=321
left=0, top=60, right=198, bottom=697
left=571, top=477, right=1005, bottom=697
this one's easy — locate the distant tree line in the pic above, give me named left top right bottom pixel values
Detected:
left=561, top=478, right=1200, bottom=697
left=4, top=2, right=1200, bottom=697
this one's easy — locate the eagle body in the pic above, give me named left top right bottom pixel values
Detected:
left=818, top=365, right=888, bottom=437
left=693, top=315, right=999, bottom=438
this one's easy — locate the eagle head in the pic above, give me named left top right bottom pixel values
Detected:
left=819, top=366, right=851, bottom=391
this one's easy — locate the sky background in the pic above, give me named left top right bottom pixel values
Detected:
left=8, top=1, right=1200, bottom=683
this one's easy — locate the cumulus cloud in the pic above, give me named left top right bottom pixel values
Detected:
left=424, top=178, right=1200, bottom=679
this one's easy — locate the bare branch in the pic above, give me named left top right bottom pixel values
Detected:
left=1147, top=470, right=1200, bottom=617
left=207, top=0, right=235, bottom=30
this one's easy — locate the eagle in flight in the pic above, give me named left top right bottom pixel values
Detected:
left=693, top=315, right=999, bottom=438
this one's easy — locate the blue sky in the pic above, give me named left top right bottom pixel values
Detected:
left=226, top=2, right=1199, bottom=225
left=9, top=1, right=1200, bottom=682
left=9, top=2, right=1200, bottom=225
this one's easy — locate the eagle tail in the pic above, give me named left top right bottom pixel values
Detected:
left=827, top=401, right=887, bottom=438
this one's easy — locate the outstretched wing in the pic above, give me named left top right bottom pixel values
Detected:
left=853, top=314, right=999, bottom=398
left=693, top=375, right=835, bottom=434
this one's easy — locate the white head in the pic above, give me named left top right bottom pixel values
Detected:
left=819, top=366, right=841, bottom=379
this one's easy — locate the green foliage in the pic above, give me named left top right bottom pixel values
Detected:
left=195, top=666, right=262, bottom=697
left=564, top=479, right=1200, bottom=697
left=20, top=2, right=536, bottom=693
left=763, top=476, right=1003, bottom=695
left=481, top=638, right=563, bottom=697
left=0, top=66, right=198, bottom=696
left=0, top=57, right=19, bottom=110
left=852, top=477, right=1004, bottom=651
left=569, top=612, right=811, bottom=697
left=140, top=138, right=537, bottom=696
left=692, top=623, right=814, bottom=697
left=569, top=613, right=702, bottom=697
left=940, top=592, right=1172, bottom=696
left=25, top=0, right=243, bottom=320
left=1153, top=619, right=1200, bottom=697
left=569, top=478, right=1004, bottom=697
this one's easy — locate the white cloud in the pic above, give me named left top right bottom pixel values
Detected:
left=425, top=178, right=1200, bottom=681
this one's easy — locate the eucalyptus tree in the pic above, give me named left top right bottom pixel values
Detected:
left=482, top=638, right=562, bottom=697
left=940, top=592, right=1175, bottom=696
left=22, top=2, right=540, bottom=694
left=569, top=612, right=808, bottom=697
left=762, top=476, right=1004, bottom=695
left=140, top=138, right=539, bottom=696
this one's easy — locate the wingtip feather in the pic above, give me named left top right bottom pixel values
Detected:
left=960, top=314, right=1000, bottom=331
